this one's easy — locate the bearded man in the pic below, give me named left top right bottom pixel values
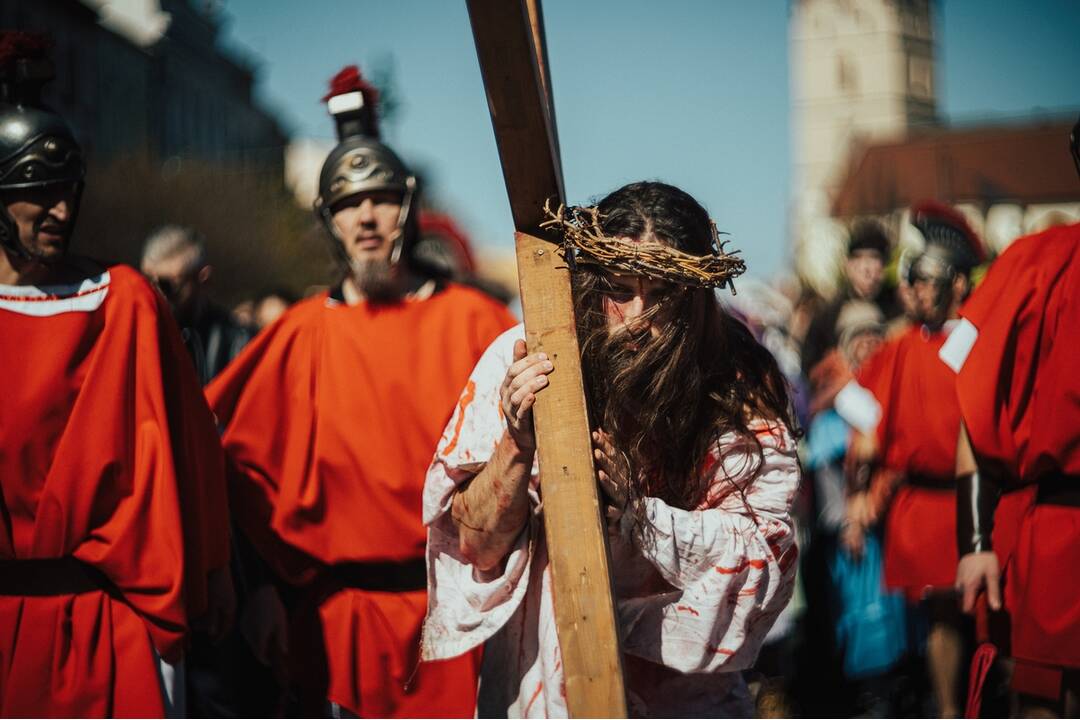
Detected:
left=421, top=182, right=801, bottom=717
left=0, top=32, right=231, bottom=716
left=206, top=66, right=515, bottom=717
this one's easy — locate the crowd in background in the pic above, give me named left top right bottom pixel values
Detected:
left=726, top=199, right=1078, bottom=718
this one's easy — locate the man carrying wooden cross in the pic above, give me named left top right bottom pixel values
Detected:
left=422, top=181, right=801, bottom=717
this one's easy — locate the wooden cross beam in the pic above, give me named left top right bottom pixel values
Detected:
left=466, top=0, right=628, bottom=716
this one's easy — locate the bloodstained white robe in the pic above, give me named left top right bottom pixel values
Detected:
left=422, top=325, right=800, bottom=718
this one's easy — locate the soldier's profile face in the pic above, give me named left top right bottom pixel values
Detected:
left=3, top=184, right=76, bottom=260
left=330, top=190, right=403, bottom=265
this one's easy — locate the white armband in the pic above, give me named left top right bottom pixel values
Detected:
left=939, top=317, right=979, bottom=373
left=834, top=380, right=882, bottom=435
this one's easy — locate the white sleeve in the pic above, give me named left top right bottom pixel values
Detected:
left=618, top=425, right=801, bottom=673
left=422, top=324, right=542, bottom=661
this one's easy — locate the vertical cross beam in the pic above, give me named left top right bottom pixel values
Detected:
left=466, top=1, right=628, bottom=716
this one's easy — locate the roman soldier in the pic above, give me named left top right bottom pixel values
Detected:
left=0, top=31, right=232, bottom=716
left=207, top=65, right=515, bottom=717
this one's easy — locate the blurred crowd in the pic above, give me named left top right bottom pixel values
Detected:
left=725, top=187, right=1079, bottom=717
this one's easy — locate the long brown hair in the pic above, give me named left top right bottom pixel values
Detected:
left=573, top=182, right=793, bottom=520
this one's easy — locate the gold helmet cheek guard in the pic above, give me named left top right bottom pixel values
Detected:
left=389, top=175, right=417, bottom=266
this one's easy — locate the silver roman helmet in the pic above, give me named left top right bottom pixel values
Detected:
left=0, top=32, right=85, bottom=259
left=313, top=65, right=416, bottom=266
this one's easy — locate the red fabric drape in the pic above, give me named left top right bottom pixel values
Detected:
left=0, top=265, right=230, bottom=716
left=207, top=284, right=514, bottom=717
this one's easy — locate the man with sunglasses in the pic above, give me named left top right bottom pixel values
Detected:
left=141, top=225, right=252, bottom=385
left=835, top=201, right=984, bottom=717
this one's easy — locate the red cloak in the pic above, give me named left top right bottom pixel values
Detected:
left=948, top=223, right=1080, bottom=674
left=206, top=283, right=515, bottom=717
left=854, top=324, right=961, bottom=599
left=0, top=264, right=230, bottom=717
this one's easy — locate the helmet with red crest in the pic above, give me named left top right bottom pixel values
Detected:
left=906, top=200, right=985, bottom=285
left=313, top=65, right=417, bottom=266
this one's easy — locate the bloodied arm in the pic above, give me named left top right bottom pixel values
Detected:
left=451, top=339, right=553, bottom=571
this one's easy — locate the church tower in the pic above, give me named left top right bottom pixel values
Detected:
left=791, top=0, right=938, bottom=294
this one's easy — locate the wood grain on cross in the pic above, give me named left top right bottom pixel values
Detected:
left=466, top=0, right=628, bottom=716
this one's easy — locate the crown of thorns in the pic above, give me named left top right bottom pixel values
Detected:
left=539, top=200, right=745, bottom=292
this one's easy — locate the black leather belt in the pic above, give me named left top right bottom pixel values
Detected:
left=0, top=557, right=117, bottom=597
left=1035, top=474, right=1080, bottom=507
left=906, top=473, right=954, bottom=489
left=314, top=558, right=428, bottom=596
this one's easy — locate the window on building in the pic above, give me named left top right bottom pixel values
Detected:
left=908, top=56, right=932, bottom=98
left=838, top=55, right=857, bottom=94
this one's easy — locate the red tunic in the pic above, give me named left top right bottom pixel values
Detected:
left=0, top=264, right=230, bottom=717
left=854, top=324, right=961, bottom=600
left=206, top=283, right=515, bottom=717
left=947, top=223, right=1080, bottom=673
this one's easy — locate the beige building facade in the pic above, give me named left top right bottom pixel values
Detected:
left=791, top=0, right=938, bottom=296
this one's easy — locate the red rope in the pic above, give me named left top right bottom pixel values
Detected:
left=965, top=595, right=997, bottom=718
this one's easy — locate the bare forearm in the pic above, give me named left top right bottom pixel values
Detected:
left=452, top=431, right=534, bottom=571
left=846, top=430, right=878, bottom=494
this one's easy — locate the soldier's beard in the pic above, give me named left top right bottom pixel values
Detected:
left=350, top=255, right=401, bottom=303
left=915, top=279, right=953, bottom=330
left=9, top=222, right=71, bottom=265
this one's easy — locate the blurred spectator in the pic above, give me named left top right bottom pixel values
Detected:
left=143, top=228, right=269, bottom=715
left=801, top=221, right=900, bottom=375
left=253, top=286, right=298, bottom=330
left=141, top=225, right=252, bottom=384
left=232, top=299, right=255, bottom=327
left=797, top=300, right=908, bottom=717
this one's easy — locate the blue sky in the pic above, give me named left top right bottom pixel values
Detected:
left=219, top=0, right=1079, bottom=280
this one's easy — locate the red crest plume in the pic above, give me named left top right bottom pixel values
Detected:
left=910, top=199, right=986, bottom=264
left=0, top=32, right=53, bottom=71
left=321, top=64, right=379, bottom=108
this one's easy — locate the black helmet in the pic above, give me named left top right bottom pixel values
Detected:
left=907, top=200, right=984, bottom=284
left=0, top=32, right=85, bottom=258
left=314, top=65, right=416, bottom=267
